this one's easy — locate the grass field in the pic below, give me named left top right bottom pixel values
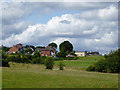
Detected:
left=2, top=56, right=118, bottom=88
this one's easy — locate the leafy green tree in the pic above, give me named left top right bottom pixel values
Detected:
left=59, top=41, right=73, bottom=54
left=44, top=57, right=54, bottom=69
left=48, top=42, right=57, bottom=49
left=56, top=52, right=67, bottom=58
left=2, top=59, right=9, bottom=67
left=25, top=48, right=32, bottom=54
left=87, top=49, right=120, bottom=73
left=2, top=52, right=9, bottom=67
left=2, top=46, right=10, bottom=52
left=32, top=51, right=41, bottom=58
left=25, top=45, right=30, bottom=48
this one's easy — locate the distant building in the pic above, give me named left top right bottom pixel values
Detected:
left=75, top=51, right=87, bottom=57
left=8, top=43, right=23, bottom=54
left=36, top=46, right=56, bottom=56
left=87, top=52, right=99, bottom=56
left=66, top=54, right=75, bottom=57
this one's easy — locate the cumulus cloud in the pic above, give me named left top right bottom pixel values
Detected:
left=2, top=2, right=118, bottom=54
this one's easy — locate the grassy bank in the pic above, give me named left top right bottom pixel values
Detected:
left=55, top=55, right=105, bottom=71
left=2, top=56, right=118, bottom=88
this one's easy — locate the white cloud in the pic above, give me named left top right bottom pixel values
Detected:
left=98, top=5, right=118, bottom=20
left=2, top=3, right=118, bottom=54
left=83, top=26, right=98, bottom=35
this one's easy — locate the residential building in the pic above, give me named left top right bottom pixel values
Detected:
left=8, top=43, right=23, bottom=54
left=87, top=52, right=99, bottom=55
left=36, top=46, right=56, bottom=56
left=75, top=51, right=87, bottom=57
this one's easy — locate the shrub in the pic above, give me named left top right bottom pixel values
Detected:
left=31, top=57, right=44, bottom=64
left=59, top=61, right=64, bottom=70
left=44, top=57, right=54, bottom=70
left=2, top=59, right=9, bottom=67
left=56, top=52, right=67, bottom=58
left=86, top=64, right=96, bottom=71
left=86, top=49, right=120, bottom=73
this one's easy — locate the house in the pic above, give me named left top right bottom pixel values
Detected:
left=36, top=46, right=56, bottom=56
left=22, top=45, right=35, bottom=54
left=75, top=51, right=87, bottom=57
left=87, top=52, right=99, bottom=55
left=8, top=43, right=23, bottom=54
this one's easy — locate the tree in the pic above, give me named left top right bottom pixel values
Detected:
left=86, top=49, right=120, bottom=73
left=32, top=51, right=41, bottom=58
left=25, top=45, right=30, bottom=48
left=48, top=42, right=57, bottom=49
left=44, top=57, right=54, bottom=70
left=56, top=52, right=67, bottom=58
left=59, top=41, right=73, bottom=54
left=25, top=48, right=32, bottom=54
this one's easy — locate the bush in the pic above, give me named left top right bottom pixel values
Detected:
left=56, top=52, right=67, bottom=58
left=59, top=62, right=64, bottom=70
left=86, top=64, right=96, bottom=71
left=31, top=57, right=44, bottom=64
left=86, top=49, right=120, bottom=73
left=2, top=59, right=9, bottom=67
left=44, top=57, right=54, bottom=70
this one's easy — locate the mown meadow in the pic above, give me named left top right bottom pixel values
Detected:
left=2, top=55, right=118, bottom=88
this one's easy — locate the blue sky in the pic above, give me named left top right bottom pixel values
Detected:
left=1, top=2, right=118, bottom=54
left=23, top=10, right=84, bottom=24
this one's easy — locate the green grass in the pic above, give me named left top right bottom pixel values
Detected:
left=0, top=67, right=2, bottom=90
left=55, top=56, right=104, bottom=71
left=2, top=56, right=118, bottom=88
left=55, top=56, right=104, bottom=66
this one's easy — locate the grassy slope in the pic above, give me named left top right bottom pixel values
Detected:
left=55, top=56, right=105, bottom=71
left=2, top=56, right=118, bottom=88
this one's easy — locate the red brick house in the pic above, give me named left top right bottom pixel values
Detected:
left=36, top=46, right=56, bottom=56
left=8, top=44, right=23, bottom=54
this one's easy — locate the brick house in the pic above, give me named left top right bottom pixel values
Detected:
left=8, top=44, right=23, bottom=54
left=36, top=46, right=56, bottom=56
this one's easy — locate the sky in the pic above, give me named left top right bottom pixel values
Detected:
left=1, top=1, right=119, bottom=54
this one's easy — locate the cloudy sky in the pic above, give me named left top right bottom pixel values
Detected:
left=1, top=1, right=119, bottom=54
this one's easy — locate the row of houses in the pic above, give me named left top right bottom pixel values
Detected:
left=7, top=43, right=99, bottom=57
left=8, top=43, right=56, bottom=56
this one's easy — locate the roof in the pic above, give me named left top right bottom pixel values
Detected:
left=16, top=43, right=23, bottom=49
left=36, top=46, right=55, bottom=51
left=75, top=51, right=87, bottom=53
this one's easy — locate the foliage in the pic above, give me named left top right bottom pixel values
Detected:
left=48, top=42, right=57, bottom=49
left=2, top=46, right=10, bottom=52
left=36, top=46, right=45, bottom=48
left=59, top=61, right=64, bottom=70
left=2, top=52, right=9, bottom=67
left=59, top=41, right=73, bottom=55
left=3, top=51, right=43, bottom=64
left=56, top=52, right=67, bottom=58
left=44, top=57, right=54, bottom=69
left=31, top=57, right=42, bottom=64
left=71, top=52, right=77, bottom=57
left=2, top=59, right=9, bottom=67
left=25, top=48, right=32, bottom=54
left=86, top=49, right=120, bottom=73
left=33, top=51, right=41, bottom=58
